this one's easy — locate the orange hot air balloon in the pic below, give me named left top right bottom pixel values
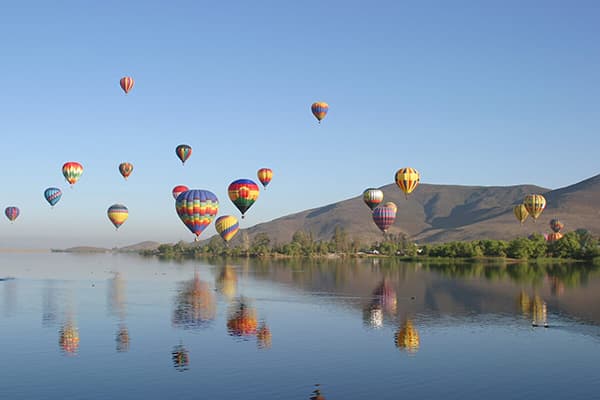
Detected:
left=118, top=162, right=134, bottom=180
left=120, top=76, right=134, bottom=94
left=62, top=162, right=84, bottom=187
left=257, top=168, right=273, bottom=189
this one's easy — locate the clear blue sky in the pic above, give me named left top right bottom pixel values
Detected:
left=1, top=0, right=598, bottom=248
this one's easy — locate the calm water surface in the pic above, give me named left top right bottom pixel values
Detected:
left=2, top=253, right=600, bottom=399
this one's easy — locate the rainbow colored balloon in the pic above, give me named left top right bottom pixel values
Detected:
left=120, top=76, right=134, bottom=94
left=550, top=218, right=564, bottom=233
left=107, top=204, right=129, bottom=230
left=172, top=185, right=189, bottom=200
left=176, top=190, right=219, bottom=240
left=311, top=102, right=329, bottom=123
left=5, top=206, right=19, bottom=222
left=372, top=203, right=396, bottom=233
left=44, top=187, right=63, bottom=207
left=119, top=162, right=134, bottom=180
left=62, top=162, right=83, bottom=187
left=215, top=215, right=240, bottom=243
left=176, top=144, right=192, bottom=165
left=257, top=168, right=273, bottom=189
left=228, top=179, right=260, bottom=219
left=395, top=167, right=420, bottom=198
left=363, top=188, right=384, bottom=210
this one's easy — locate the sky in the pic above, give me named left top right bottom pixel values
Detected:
left=0, top=0, right=598, bottom=248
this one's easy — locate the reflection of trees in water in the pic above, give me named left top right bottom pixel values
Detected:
left=116, top=324, right=130, bottom=352
left=516, top=292, right=548, bottom=327
left=172, top=272, right=216, bottom=330
left=395, top=318, right=420, bottom=353
left=518, top=291, right=531, bottom=317
left=215, top=265, right=237, bottom=300
left=2, top=278, right=17, bottom=317
left=171, top=344, right=189, bottom=372
left=59, top=319, right=80, bottom=356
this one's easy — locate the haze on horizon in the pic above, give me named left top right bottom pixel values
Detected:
left=0, top=1, right=598, bottom=249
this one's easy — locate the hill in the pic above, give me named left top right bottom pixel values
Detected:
left=222, top=174, right=599, bottom=245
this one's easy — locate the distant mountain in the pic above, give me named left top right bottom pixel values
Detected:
left=220, top=174, right=599, bottom=245
left=118, top=241, right=161, bottom=252
left=53, top=246, right=110, bottom=253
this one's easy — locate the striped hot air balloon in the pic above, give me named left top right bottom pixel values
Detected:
left=44, top=187, right=63, bottom=207
left=549, top=218, right=564, bottom=233
left=215, top=215, right=240, bottom=243
left=372, top=203, right=396, bottom=233
left=175, top=190, right=219, bottom=240
left=176, top=144, right=192, bottom=165
left=120, top=76, right=134, bottom=94
left=311, top=102, right=329, bottom=123
left=5, top=206, right=19, bottom=222
left=363, top=188, right=384, bottom=210
left=395, top=167, right=420, bottom=198
left=62, top=162, right=83, bottom=187
left=523, top=194, right=546, bottom=221
left=119, top=162, right=134, bottom=180
left=228, top=179, right=260, bottom=219
left=107, top=204, right=129, bottom=230
left=513, top=204, right=529, bottom=225
left=257, top=168, right=273, bottom=189
left=172, top=185, right=189, bottom=200
left=546, top=232, right=563, bottom=243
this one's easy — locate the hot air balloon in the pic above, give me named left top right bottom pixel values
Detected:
left=546, top=232, right=563, bottom=243
left=372, top=203, right=396, bottom=233
left=513, top=204, right=529, bottom=225
left=62, top=162, right=83, bottom=187
left=363, top=188, right=384, bottom=210
left=550, top=218, right=564, bottom=233
left=5, top=207, right=19, bottom=222
left=44, top=187, right=62, bottom=207
left=311, top=102, right=329, bottom=123
left=175, top=144, right=192, bottom=165
left=107, top=204, right=128, bottom=230
left=385, top=201, right=398, bottom=213
left=523, top=194, right=546, bottom=221
left=215, top=215, right=240, bottom=243
left=175, top=190, right=219, bottom=240
left=257, top=168, right=273, bottom=189
left=395, top=167, right=420, bottom=198
left=118, top=162, right=134, bottom=180
left=119, top=76, right=134, bottom=94
left=172, top=185, right=189, bottom=200
left=228, top=179, right=259, bottom=219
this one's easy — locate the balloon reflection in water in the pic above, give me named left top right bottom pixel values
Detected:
left=309, top=384, right=326, bottom=400
left=171, top=344, right=190, bottom=372
left=107, top=272, right=126, bottom=319
left=256, top=322, right=272, bottom=350
left=518, top=290, right=531, bottom=317
left=227, top=298, right=258, bottom=337
left=172, top=272, right=216, bottom=330
left=59, top=321, right=80, bottom=355
left=372, top=279, right=397, bottom=314
left=116, top=325, right=130, bottom=352
left=550, top=276, right=565, bottom=296
left=394, top=319, right=420, bottom=353
left=216, top=265, right=237, bottom=300
left=363, top=304, right=384, bottom=329
left=532, top=295, right=548, bottom=327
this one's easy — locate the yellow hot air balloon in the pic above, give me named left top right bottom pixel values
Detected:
left=513, top=204, right=529, bottom=225
left=107, top=204, right=129, bottom=230
left=395, top=167, right=420, bottom=198
left=523, top=194, right=546, bottom=221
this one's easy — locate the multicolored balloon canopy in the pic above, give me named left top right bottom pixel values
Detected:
left=62, top=162, right=83, bottom=187
left=175, top=190, right=219, bottom=240
left=44, top=187, right=62, bottom=207
left=5, top=206, right=19, bottom=222
left=395, top=167, right=420, bottom=198
left=257, top=168, right=273, bottom=189
left=118, top=162, right=134, bottom=180
left=311, top=102, right=329, bottom=123
left=175, top=144, right=192, bottom=165
left=523, top=194, right=546, bottom=221
left=372, top=202, right=396, bottom=233
left=215, top=215, right=240, bottom=243
left=172, top=185, right=190, bottom=200
left=228, top=179, right=259, bottom=219
left=546, top=232, right=563, bottom=243
left=120, top=76, right=134, bottom=94
left=513, top=204, right=529, bottom=225
left=363, top=188, right=384, bottom=210
left=107, top=204, right=129, bottom=230
left=550, top=218, right=564, bottom=233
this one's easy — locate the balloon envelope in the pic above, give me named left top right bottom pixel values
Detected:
left=311, top=102, right=329, bottom=123
left=363, top=188, right=384, bottom=210
left=395, top=167, right=420, bottom=197
left=513, top=204, right=529, bottom=224
left=107, top=204, right=129, bottom=229
left=176, top=145, right=192, bottom=165
left=120, top=77, right=134, bottom=94
left=175, top=190, right=219, bottom=239
left=5, top=206, right=19, bottom=222
left=257, top=168, right=273, bottom=189
left=546, top=232, right=563, bottom=242
left=523, top=194, right=546, bottom=220
left=62, top=162, right=83, bottom=186
left=44, top=187, right=63, bottom=207
left=228, top=179, right=259, bottom=218
left=119, top=162, right=134, bottom=180
left=372, top=203, right=396, bottom=233
left=215, top=215, right=240, bottom=242
left=172, top=185, right=190, bottom=200
left=550, top=218, right=564, bottom=233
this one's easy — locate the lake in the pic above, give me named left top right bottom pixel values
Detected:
left=1, top=253, right=600, bottom=399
